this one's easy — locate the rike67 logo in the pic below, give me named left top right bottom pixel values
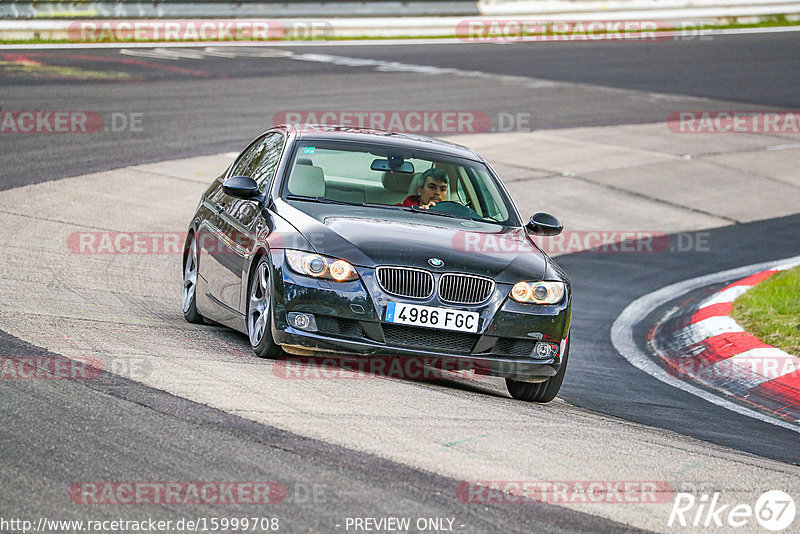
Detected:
left=669, top=490, right=795, bottom=531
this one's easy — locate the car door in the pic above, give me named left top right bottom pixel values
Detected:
left=207, top=132, right=286, bottom=315
left=201, top=134, right=267, bottom=314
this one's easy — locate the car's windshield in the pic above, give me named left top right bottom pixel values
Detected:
left=282, top=141, right=517, bottom=225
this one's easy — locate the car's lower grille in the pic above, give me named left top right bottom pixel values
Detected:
left=438, top=273, right=494, bottom=304
left=376, top=267, right=434, bottom=299
left=381, top=324, right=478, bottom=354
left=494, top=337, right=535, bottom=357
left=316, top=316, right=363, bottom=339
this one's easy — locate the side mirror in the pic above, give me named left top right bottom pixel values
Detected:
left=223, top=176, right=261, bottom=199
left=526, top=212, right=563, bottom=236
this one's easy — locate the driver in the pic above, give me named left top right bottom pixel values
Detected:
left=397, top=168, right=448, bottom=209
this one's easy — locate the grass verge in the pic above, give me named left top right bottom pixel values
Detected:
left=732, top=265, right=800, bottom=355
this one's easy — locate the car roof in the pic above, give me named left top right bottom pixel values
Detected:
left=273, top=124, right=483, bottom=162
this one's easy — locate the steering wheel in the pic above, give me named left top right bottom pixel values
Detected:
left=430, top=201, right=481, bottom=219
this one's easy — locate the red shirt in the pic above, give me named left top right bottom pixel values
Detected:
left=397, top=195, right=421, bottom=207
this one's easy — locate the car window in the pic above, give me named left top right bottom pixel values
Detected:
left=228, top=133, right=285, bottom=190
left=229, top=135, right=266, bottom=178
left=283, top=141, right=515, bottom=225
left=247, top=133, right=285, bottom=189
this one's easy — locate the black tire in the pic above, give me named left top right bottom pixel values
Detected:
left=182, top=232, right=204, bottom=324
left=506, top=338, right=570, bottom=403
left=246, top=256, right=280, bottom=358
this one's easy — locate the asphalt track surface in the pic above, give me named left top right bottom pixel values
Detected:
left=1, top=34, right=799, bottom=531
left=1, top=32, right=798, bottom=189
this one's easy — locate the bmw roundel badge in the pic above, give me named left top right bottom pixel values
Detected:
left=428, top=258, right=444, bottom=268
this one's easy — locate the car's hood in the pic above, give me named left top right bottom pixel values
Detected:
left=275, top=200, right=550, bottom=284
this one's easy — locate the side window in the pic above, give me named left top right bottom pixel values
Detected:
left=247, top=133, right=285, bottom=189
left=229, top=135, right=266, bottom=178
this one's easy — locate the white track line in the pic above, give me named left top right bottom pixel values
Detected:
left=610, top=254, right=800, bottom=433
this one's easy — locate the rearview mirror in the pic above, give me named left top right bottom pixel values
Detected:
left=526, top=212, right=563, bottom=236
left=371, top=158, right=415, bottom=174
left=223, top=176, right=261, bottom=199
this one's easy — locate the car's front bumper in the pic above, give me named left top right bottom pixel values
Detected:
left=268, top=250, right=571, bottom=380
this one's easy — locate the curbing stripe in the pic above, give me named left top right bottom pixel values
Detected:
left=611, top=254, right=800, bottom=434
left=690, top=302, right=732, bottom=323
left=674, top=316, right=743, bottom=347
left=698, top=285, right=750, bottom=308
left=699, top=332, right=772, bottom=362
left=649, top=263, right=800, bottom=423
left=721, top=269, right=779, bottom=289
left=748, top=379, right=800, bottom=420
left=724, top=348, right=800, bottom=380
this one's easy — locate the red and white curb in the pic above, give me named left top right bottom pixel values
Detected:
left=652, top=266, right=800, bottom=422
left=611, top=255, right=800, bottom=433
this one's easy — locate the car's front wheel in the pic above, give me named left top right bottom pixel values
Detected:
left=506, top=338, right=569, bottom=403
left=182, top=232, right=204, bottom=324
left=247, top=256, right=279, bottom=358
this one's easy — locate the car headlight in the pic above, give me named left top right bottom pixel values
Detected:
left=285, top=250, right=358, bottom=282
left=510, top=281, right=565, bottom=304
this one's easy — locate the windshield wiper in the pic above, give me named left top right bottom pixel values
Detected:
left=285, top=195, right=356, bottom=206
left=360, top=203, right=413, bottom=211
left=409, top=205, right=473, bottom=220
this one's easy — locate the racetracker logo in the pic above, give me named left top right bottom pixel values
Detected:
left=668, top=354, right=800, bottom=381
left=274, top=111, right=492, bottom=134
left=457, top=481, right=675, bottom=503
left=69, top=482, right=287, bottom=505
left=455, top=19, right=674, bottom=42
left=668, top=111, right=800, bottom=133
left=273, top=356, right=484, bottom=380
left=67, top=20, right=287, bottom=42
left=68, top=231, right=187, bottom=255
left=0, top=111, right=103, bottom=134
left=0, top=356, right=103, bottom=379
left=452, top=230, right=672, bottom=255
left=453, top=231, right=712, bottom=255
left=66, top=230, right=308, bottom=255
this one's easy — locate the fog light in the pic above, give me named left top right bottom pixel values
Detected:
left=288, top=312, right=317, bottom=332
left=533, top=342, right=558, bottom=359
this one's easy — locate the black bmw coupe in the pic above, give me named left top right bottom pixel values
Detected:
left=183, top=125, right=571, bottom=402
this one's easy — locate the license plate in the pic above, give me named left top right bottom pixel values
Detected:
left=384, top=302, right=479, bottom=333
